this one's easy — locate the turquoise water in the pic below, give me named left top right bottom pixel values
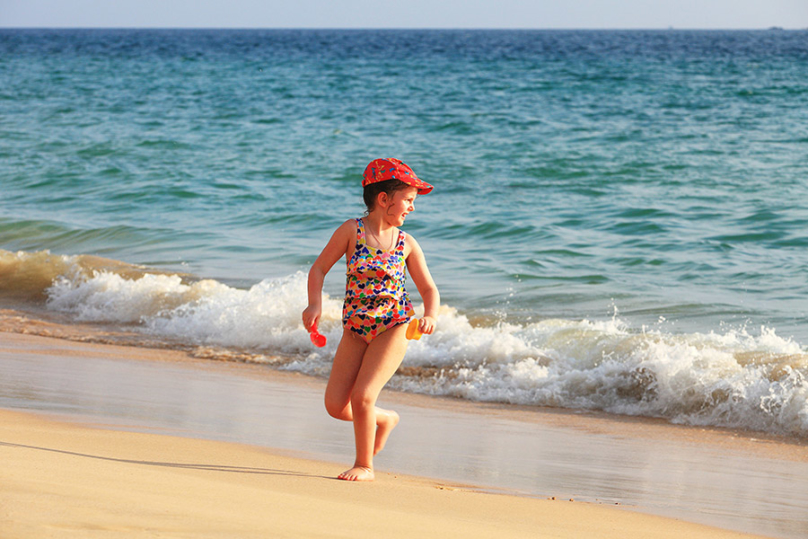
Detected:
left=2, top=29, right=808, bottom=436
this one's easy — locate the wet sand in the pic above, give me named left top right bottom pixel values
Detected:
left=2, top=330, right=807, bottom=538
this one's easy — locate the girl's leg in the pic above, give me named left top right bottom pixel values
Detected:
left=324, top=327, right=401, bottom=446
left=340, top=323, right=408, bottom=481
left=324, top=328, right=368, bottom=422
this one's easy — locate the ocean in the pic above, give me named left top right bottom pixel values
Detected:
left=2, top=28, right=807, bottom=438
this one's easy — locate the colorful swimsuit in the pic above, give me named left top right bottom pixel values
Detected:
left=342, top=218, right=415, bottom=343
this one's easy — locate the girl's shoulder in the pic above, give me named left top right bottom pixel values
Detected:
left=336, top=219, right=363, bottom=257
left=336, top=218, right=360, bottom=234
left=328, top=219, right=359, bottom=248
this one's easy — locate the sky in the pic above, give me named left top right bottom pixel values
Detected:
left=1, top=0, right=806, bottom=29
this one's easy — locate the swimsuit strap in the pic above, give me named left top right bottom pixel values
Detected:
left=355, top=218, right=365, bottom=250
left=395, top=229, right=406, bottom=254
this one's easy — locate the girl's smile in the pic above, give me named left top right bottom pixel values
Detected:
left=386, top=187, right=418, bottom=226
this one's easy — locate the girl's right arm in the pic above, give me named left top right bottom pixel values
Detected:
left=302, top=220, right=355, bottom=332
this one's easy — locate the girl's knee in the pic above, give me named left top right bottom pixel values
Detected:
left=324, top=396, right=351, bottom=421
left=350, top=390, right=376, bottom=413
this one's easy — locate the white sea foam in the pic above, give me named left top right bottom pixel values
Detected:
left=44, top=268, right=808, bottom=437
left=395, top=315, right=808, bottom=436
left=47, top=268, right=344, bottom=357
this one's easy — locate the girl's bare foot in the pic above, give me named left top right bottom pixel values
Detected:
left=338, top=466, right=374, bottom=481
left=374, top=410, right=399, bottom=455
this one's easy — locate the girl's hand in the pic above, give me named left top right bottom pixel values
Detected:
left=302, top=305, right=321, bottom=332
left=419, top=316, right=437, bottom=335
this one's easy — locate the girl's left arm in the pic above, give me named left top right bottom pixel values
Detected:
left=405, top=236, right=440, bottom=335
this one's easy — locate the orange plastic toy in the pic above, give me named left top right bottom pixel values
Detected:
left=406, top=318, right=423, bottom=340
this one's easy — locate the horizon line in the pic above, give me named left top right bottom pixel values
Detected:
left=0, top=26, right=803, bottom=31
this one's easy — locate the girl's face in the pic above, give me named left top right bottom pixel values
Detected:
left=384, top=186, right=418, bottom=226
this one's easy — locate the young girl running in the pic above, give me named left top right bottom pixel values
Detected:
left=302, top=158, right=440, bottom=482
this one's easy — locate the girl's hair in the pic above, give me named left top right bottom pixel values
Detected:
left=363, top=179, right=410, bottom=213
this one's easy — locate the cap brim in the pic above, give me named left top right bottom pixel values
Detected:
left=410, top=178, right=433, bottom=195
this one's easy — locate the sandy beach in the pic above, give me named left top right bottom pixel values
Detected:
left=1, top=328, right=805, bottom=538
left=1, top=406, right=775, bottom=539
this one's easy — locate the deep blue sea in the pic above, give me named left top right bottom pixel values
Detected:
left=2, top=29, right=808, bottom=437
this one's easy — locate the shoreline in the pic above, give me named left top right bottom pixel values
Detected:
left=2, top=328, right=808, bottom=537
left=2, top=307, right=806, bottom=454
left=1, top=309, right=806, bottom=459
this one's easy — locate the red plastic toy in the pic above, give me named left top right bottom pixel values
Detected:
left=310, top=324, right=327, bottom=347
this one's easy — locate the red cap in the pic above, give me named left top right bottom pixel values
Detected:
left=362, top=158, right=433, bottom=195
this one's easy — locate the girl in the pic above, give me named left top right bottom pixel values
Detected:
left=302, top=158, right=440, bottom=482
